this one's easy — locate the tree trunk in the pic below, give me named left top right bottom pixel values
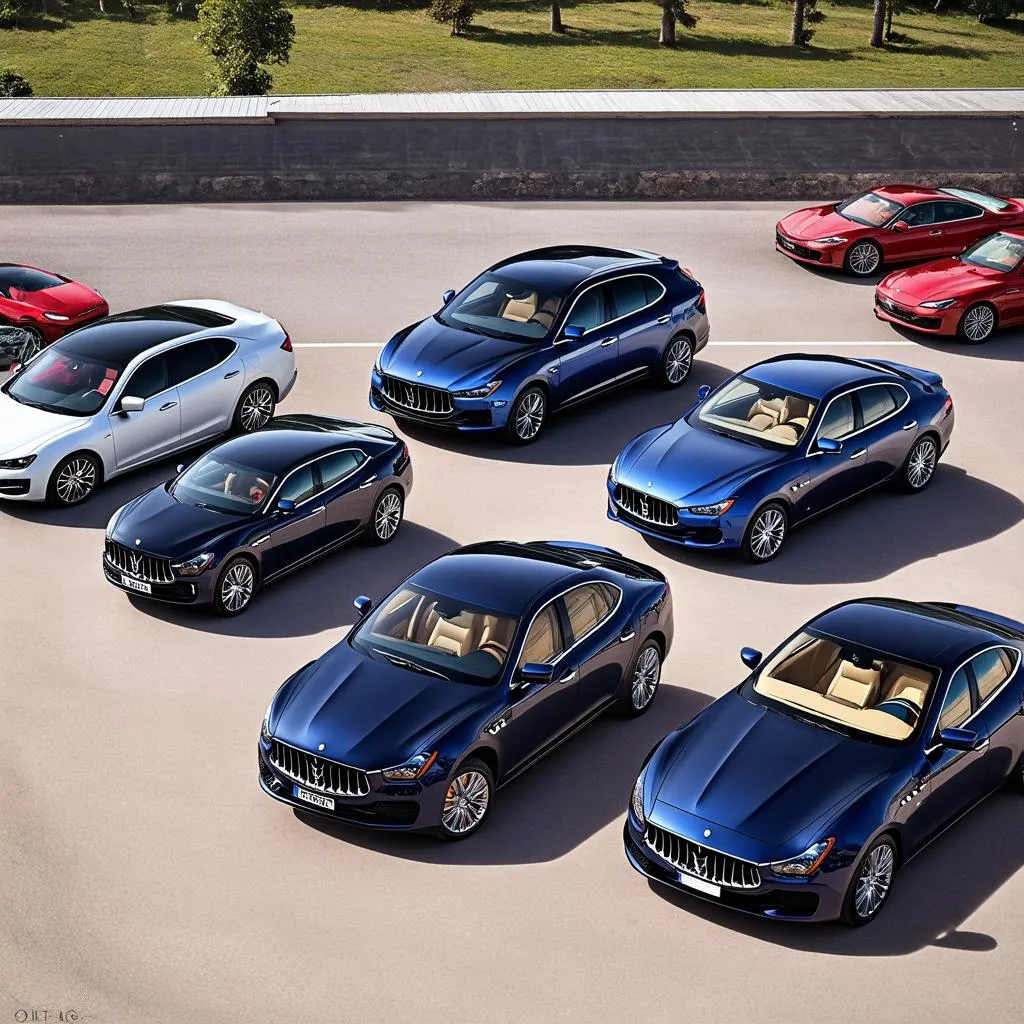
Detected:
left=869, top=0, right=885, bottom=45
left=933, top=0, right=945, bottom=10
left=659, top=0, right=676, bottom=46
left=550, top=0, right=563, bottom=32
left=790, top=0, right=805, bottom=45
left=98, top=0, right=105, bottom=11
left=884, top=0, right=893, bottom=38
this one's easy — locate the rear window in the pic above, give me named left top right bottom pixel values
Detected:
left=0, top=265, right=65, bottom=294
left=940, top=188, right=1010, bottom=213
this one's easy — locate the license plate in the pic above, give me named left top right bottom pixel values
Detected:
left=294, top=785, right=334, bottom=811
left=678, top=872, right=721, bottom=898
left=121, top=574, right=151, bottom=594
left=780, top=239, right=795, bottom=250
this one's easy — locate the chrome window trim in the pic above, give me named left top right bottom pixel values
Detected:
left=960, top=645, right=1021, bottom=726
left=557, top=273, right=667, bottom=341
left=262, top=446, right=365, bottom=513
left=895, top=200, right=986, bottom=230
left=112, top=334, right=241, bottom=407
left=808, top=382, right=910, bottom=452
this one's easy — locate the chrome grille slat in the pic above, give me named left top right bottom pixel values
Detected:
left=644, top=823, right=761, bottom=890
left=104, top=540, right=175, bottom=584
left=269, top=739, right=370, bottom=797
left=616, top=484, right=678, bottom=528
left=381, top=374, right=453, bottom=416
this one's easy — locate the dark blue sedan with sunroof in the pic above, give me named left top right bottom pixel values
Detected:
left=369, top=245, right=710, bottom=444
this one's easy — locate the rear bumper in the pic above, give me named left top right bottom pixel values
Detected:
left=279, top=367, right=298, bottom=402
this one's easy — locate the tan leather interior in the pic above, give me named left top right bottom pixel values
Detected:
left=563, top=585, right=613, bottom=640
left=428, top=617, right=473, bottom=657
left=882, top=665, right=932, bottom=709
left=745, top=396, right=816, bottom=442
left=826, top=661, right=881, bottom=709
left=519, top=606, right=561, bottom=667
left=224, top=471, right=271, bottom=503
left=501, top=293, right=538, bottom=322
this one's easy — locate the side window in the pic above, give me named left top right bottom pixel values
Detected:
left=818, top=394, right=856, bottom=441
left=566, top=286, right=608, bottom=333
left=609, top=276, right=650, bottom=320
left=643, top=276, right=666, bottom=304
left=519, top=604, right=564, bottom=667
left=123, top=354, right=168, bottom=399
left=166, top=339, right=224, bottom=386
left=971, top=648, right=1016, bottom=705
left=857, top=384, right=898, bottom=428
left=209, top=338, right=238, bottom=363
left=936, top=201, right=981, bottom=223
left=563, top=584, right=617, bottom=643
left=319, top=449, right=366, bottom=490
left=885, top=384, right=907, bottom=407
left=902, top=203, right=938, bottom=228
left=938, top=667, right=973, bottom=732
left=277, top=465, right=319, bottom=504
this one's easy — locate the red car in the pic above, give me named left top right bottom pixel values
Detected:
left=0, top=262, right=108, bottom=363
left=775, top=185, right=1024, bottom=277
left=874, top=230, right=1024, bottom=344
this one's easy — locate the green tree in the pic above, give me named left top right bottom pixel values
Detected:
left=427, top=0, right=476, bottom=35
left=0, top=67, right=33, bottom=95
left=969, top=0, right=1022, bottom=19
left=658, top=0, right=696, bottom=47
left=0, top=0, right=32, bottom=28
left=790, top=0, right=824, bottom=46
left=196, top=0, right=295, bottom=95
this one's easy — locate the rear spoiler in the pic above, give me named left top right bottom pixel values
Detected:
left=533, top=540, right=666, bottom=583
left=863, top=358, right=943, bottom=391
left=926, top=602, right=1024, bottom=640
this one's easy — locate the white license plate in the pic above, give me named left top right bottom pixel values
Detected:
left=678, top=872, right=721, bottom=898
left=121, top=574, right=151, bottom=594
left=294, top=786, right=334, bottom=811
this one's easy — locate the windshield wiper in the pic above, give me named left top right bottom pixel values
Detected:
left=374, top=649, right=451, bottom=681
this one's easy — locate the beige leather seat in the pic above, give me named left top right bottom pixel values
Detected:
left=477, top=614, right=511, bottom=664
left=747, top=397, right=789, bottom=432
left=501, top=293, right=538, bottom=322
left=826, top=661, right=881, bottom=709
left=883, top=666, right=931, bottom=710
left=530, top=297, right=560, bottom=330
left=428, top=617, right=472, bottom=657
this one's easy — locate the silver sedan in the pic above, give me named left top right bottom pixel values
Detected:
left=0, top=299, right=297, bottom=505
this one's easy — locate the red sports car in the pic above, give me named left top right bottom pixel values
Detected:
left=874, top=230, right=1024, bottom=344
left=0, top=262, right=108, bottom=364
left=775, top=185, right=1024, bottom=277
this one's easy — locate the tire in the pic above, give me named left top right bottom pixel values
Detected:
left=46, top=452, right=101, bottom=507
left=19, top=326, right=43, bottom=363
left=365, top=487, right=404, bottom=545
left=436, top=757, right=494, bottom=841
left=232, top=381, right=276, bottom=434
left=741, top=502, right=788, bottom=563
left=899, top=435, right=939, bottom=493
left=658, top=334, right=693, bottom=388
left=844, top=240, right=883, bottom=277
left=615, top=640, right=662, bottom=717
left=841, top=835, right=898, bottom=926
left=211, top=556, right=258, bottom=616
left=956, top=302, right=997, bottom=345
left=505, top=385, right=547, bottom=445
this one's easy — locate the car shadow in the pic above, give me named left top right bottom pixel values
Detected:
left=646, top=464, right=1024, bottom=584
left=882, top=323, right=1024, bottom=362
left=647, top=791, right=1022, bottom=956
left=396, top=361, right=734, bottom=467
left=795, top=263, right=884, bottom=288
left=294, top=682, right=710, bottom=864
left=128, top=522, right=459, bottom=638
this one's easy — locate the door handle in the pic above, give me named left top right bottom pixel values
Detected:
left=599, top=337, right=616, bottom=347
left=902, top=420, right=917, bottom=430
left=557, top=669, right=577, bottom=683
left=619, top=628, right=636, bottom=643
left=311, top=505, right=326, bottom=514
left=656, top=315, right=671, bottom=324
left=159, top=401, right=178, bottom=411
left=928, top=229, right=943, bottom=235
left=1005, top=288, right=1021, bottom=295
left=849, top=448, right=866, bottom=460
left=358, top=475, right=378, bottom=489
left=223, top=369, right=240, bottom=379
left=547, top=366, right=558, bottom=374
left=976, top=738, right=990, bottom=751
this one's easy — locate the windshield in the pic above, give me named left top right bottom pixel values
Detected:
left=439, top=272, right=567, bottom=341
left=0, top=265, right=64, bottom=295
left=940, top=188, right=1009, bottom=213
left=962, top=232, right=1024, bottom=273
left=171, top=455, right=277, bottom=514
left=688, top=375, right=817, bottom=449
left=6, top=347, right=120, bottom=416
left=750, top=630, right=937, bottom=743
left=837, top=192, right=904, bottom=228
left=350, top=585, right=518, bottom=685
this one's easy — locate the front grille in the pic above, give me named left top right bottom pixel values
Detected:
left=104, top=540, right=174, bottom=584
left=381, top=374, right=453, bottom=416
left=875, top=298, right=942, bottom=330
left=776, top=231, right=821, bottom=262
left=270, top=739, right=370, bottom=797
left=616, top=485, right=678, bottom=527
left=645, top=823, right=761, bottom=890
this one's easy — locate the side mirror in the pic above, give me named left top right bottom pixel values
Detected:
left=816, top=437, right=842, bottom=455
left=891, top=220, right=909, bottom=233
left=353, top=595, right=372, bottom=617
left=559, top=324, right=585, bottom=344
left=740, top=647, right=762, bottom=669
left=442, top=289, right=456, bottom=305
left=276, top=497, right=296, bottom=514
left=937, top=726, right=985, bottom=752
left=519, top=662, right=554, bottom=686
left=696, top=384, right=711, bottom=401
left=120, top=395, right=145, bottom=414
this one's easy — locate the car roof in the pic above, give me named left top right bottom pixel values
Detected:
left=57, top=304, right=235, bottom=366
left=808, top=599, right=990, bottom=669
left=491, top=245, right=668, bottom=291
left=872, top=184, right=948, bottom=205
left=744, top=354, right=886, bottom=400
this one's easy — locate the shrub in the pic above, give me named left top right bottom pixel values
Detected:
left=0, top=0, right=32, bottom=28
left=427, top=0, right=476, bottom=35
left=0, top=67, right=33, bottom=96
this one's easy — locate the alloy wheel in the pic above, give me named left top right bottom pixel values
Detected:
left=220, top=562, right=255, bottom=613
left=442, top=771, right=490, bottom=835
left=961, top=305, right=995, bottom=343
left=632, top=646, right=661, bottom=710
left=514, top=391, right=545, bottom=440
left=749, top=508, right=785, bottom=560
left=240, top=386, right=274, bottom=432
left=848, top=243, right=881, bottom=276
left=665, top=337, right=692, bottom=385
left=374, top=491, right=402, bottom=540
left=55, top=457, right=97, bottom=504
left=20, top=327, right=43, bottom=363
left=854, top=842, right=894, bottom=920
left=906, top=438, right=937, bottom=489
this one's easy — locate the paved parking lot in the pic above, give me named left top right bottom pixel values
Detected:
left=2, top=202, right=1022, bottom=1024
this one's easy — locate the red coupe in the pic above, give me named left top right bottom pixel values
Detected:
left=775, top=185, right=1024, bottom=277
left=874, top=230, right=1024, bottom=344
left=0, top=262, right=108, bottom=363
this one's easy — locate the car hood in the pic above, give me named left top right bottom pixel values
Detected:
left=9, top=280, right=105, bottom=316
left=617, top=420, right=783, bottom=505
left=110, top=484, right=250, bottom=559
left=880, top=259, right=1006, bottom=304
left=0, top=392, right=81, bottom=458
left=651, top=692, right=897, bottom=847
left=274, top=642, right=493, bottom=770
left=778, top=205, right=860, bottom=242
left=382, top=317, right=534, bottom=390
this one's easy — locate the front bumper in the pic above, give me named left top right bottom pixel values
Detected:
left=102, top=554, right=215, bottom=605
left=775, top=230, right=846, bottom=269
left=369, top=372, right=503, bottom=432
left=0, top=463, right=49, bottom=502
left=874, top=295, right=956, bottom=336
left=606, top=485, right=745, bottom=551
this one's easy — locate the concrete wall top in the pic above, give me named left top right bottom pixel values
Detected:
left=1, top=88, right=1022, bottom=125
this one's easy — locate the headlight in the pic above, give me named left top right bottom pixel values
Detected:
left=609, top=454, right=622, bottom=484
left=919, top=298, right=958, bottom=309
left=381, top=751, right=438, bottom=781
left=261, top=701, right=273, bottom=742
left=630, top=766, right=647, bottom=825
left=0, top=454, right=36, bottom=470
left=42, top=312, right=71, bottom=322
left=170, top=552, right=216, bottom=576
left=812, top=236, right=848, bottom=245
left=770, top=837, right=835, bottom=876
left=373, top=354, right=383, bottom=375
left=686, top=499, right=735, bottom=516
left=453, top=380, right=502, bottom=399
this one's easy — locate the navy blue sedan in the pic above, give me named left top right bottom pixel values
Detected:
left=259, top=541, right=674, bottom=839
left=608, top=354, right=955, bottom=561
left=625, top=599, right=1024, bottom=925
left=103, top=414, right=413, bottom=615
left=369, top=245, right=710, bottom=444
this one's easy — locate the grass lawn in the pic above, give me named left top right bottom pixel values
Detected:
left=0, top=0, right=1021, bottom=95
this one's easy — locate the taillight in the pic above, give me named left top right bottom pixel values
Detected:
left=402, top=443, right=409, bottom=460
left=280, top=333, right=293, bottom=352
left=943, top=395, right=953, bottom=416
left=696, top=289, right=706, bottom=314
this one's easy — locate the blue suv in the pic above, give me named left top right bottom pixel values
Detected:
left=369, top=246, right=710, bottom=444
